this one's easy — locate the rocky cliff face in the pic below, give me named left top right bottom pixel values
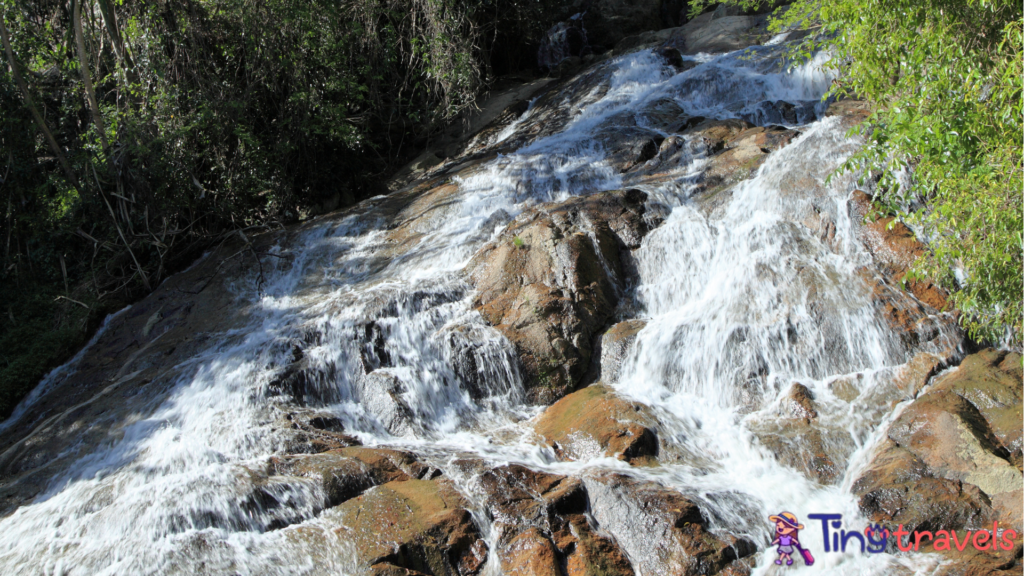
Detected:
left=0, top=7, right=1019, bottom=576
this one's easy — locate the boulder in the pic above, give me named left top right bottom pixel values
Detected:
left=750, top=383, right=855, bottom=485
left=929, top=349, right=1023, bottom=469
left=584, top=473, right=756, bottom=575
left=467, top=189, right=661, bottom=402
left=596, top=319, right=646, bottom=384
left=500, top=528, right=563, bottom=576
left=854, top=440, right=997, bottom=534
left=498, top=523, right=635, bottom=576
left=693, top=123, right=798, bottom=195
left=887, top=392, right=1013, bottom=487
left=534, top=384, right=658, bottom=463
left=476, top=464, right=586, bottom=521
left=334, top=478, right=487, bottom=576
left=780, top=382, right=818, bottom=421
left=754, top=420, right=852, bottom=485
left=842, top=352, right=952, bottom=420
left=271, top=447, right=434, bottom=508
left=563, top=520, right=636, bottom=576
left=627, top=119, right=798, bottom=194
left=466, top=462, right=634, bottom=576
left=853, top=350, right=1024, bottom=552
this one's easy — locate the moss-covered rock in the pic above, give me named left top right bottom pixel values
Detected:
left=334, top=478, right=486, bottom=576
left=534, top=384, right=658, bottom=463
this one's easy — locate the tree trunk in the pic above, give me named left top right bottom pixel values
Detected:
left=73, top=0, right=110, bottom=153
left=95, top=0, right=138, bottom=85
left=0, top=11, right=85, bottom=197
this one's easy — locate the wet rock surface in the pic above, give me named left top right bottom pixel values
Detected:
left=271, top=447, right=435, bottom=508
left=853, top=349, right=1023, bottom=569
left=467, top=189, right=661, bottom=402
left=595, top=319, right=647, bottom=384
left=849, top=189, right=953, bottom=335
left=334, top=478, right=486, bottom=576
left=750, top=383, right=857, bottom=486
left=534, top=384, right=658, bottom=463
left=584, top=473, right=757, bottom=576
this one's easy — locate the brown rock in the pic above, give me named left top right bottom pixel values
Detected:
left=853, top=440, right=997, bottom=534
left=468, top=462, right=634, bottom=576
left=534, top=384, right=658, bottom=463
left=334, top=478, right=486, bottom=576
left=858, top=266, right=957, bottom=352
left=467, top=189, right=660, bottom=402
left=929, top=349, right=1024, bottom=469
left=930, top=542, right=1023, bottom=576
left=753, top=420, right=853, bottom=485
left=848, top=352, right=948, bottom=416
left=682, top=118, right=754, bottom=153
left=271, top=447, right=433, bottom=508
left=849, top=189, right=953, bottom=341
left=564, top=517, right=635, bottom=576
left=276, top=409, right=362, bottom=454
left=823, top=98, right=873, bottom=127
left=853, top=350, right=1024, bottom=542
left=596, top=319, right=646, bottom=384
left=887, top=390, right=1018, bottom=496
left=680, top=121, right=799, bottom=200
left=584, top=473, right=755, bottom=575
left=781, top=383, right=818, bottom=420
left=892, top=352, right=948, bottom=399
left=827, top=374, right=861, bottom=403
left=475, top=464, right=587, bottom=525
left=500, top=528, right=563, bottom=576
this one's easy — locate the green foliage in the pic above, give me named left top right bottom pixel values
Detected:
left=513, top=235, right=524, bottom=248
left=693, top=0, right=1023, bottom=345
left=0, top=282, right=87, bottom=418
left=0, top=0, right=555, bottom=417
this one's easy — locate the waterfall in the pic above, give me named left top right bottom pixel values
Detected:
left=0, top=41, right=959, bottom=576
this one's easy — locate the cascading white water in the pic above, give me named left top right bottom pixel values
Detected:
left=0, top=42, right=957, bottom=576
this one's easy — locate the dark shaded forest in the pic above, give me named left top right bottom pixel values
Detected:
left=0, top=0, right=564, bottom=416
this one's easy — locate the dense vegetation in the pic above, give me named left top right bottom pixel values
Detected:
left=697, top=0, right=1022, bottom=345
left=0, top=0, right=554, bottom=417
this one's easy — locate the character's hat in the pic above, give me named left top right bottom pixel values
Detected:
left=769, top=512, right=804, bottom=530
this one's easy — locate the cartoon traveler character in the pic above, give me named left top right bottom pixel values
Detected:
left=770, top=512, right=814, bottom=566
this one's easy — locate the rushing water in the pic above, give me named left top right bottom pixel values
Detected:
left=0, top=42, right=958, bottom=575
